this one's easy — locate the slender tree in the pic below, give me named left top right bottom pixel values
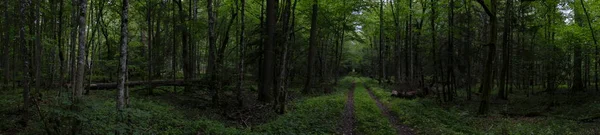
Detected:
left=476, top=0, right=497, bottom=115
left=579, top=0, right=598, bottom=91
left=236, top=0, right=246, bottom=107
left=19, top=0, right=32, bottom=126
left=116, top=0, right=129, bottom=134
left=207, top=0, right=218, bottom=105
left=304, top=0, right=318, bottom=94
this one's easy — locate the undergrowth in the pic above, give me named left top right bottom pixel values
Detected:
left=1, top=76, right=357, bottom=134
left=361, top=77, right=600, bottom=135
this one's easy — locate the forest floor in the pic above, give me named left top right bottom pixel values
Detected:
left=1, top=76, right=600, bottom=134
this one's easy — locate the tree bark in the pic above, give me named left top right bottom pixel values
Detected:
left=34, top=0, right=42, bottom=96
left=2, top=0, right=10, bottom=91
left=74, top=0, right=88, bottom=101
left=476, top=0, right=497, bottom=115
left=498, top=0, right=512, bottom=99
left=207, top=0, right=218, bottom=105
left=259, top=0, right=276, bottom=102
left=236, top=0, right=246, bottom=107
left=117, top=0, right=129, bottom=134
left=175, top=0, right=190, bottom=93
left=303, top=0, right=318, bottom=94
left=378, top=0, right=385, bottom=84
left=579, top=0, right=598, bottom=91
left=19, top=0, right=32, bottom=126
left=146, top=0, right=154, bottom=95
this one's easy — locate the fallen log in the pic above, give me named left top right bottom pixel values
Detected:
left=86, top=80, right=201, bottom=90
left=391, top=90, right=421, bottom=99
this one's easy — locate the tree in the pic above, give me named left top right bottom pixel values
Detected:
left=498, top=0, right=512, bottom=100
left=236, top=0, right=246, bottom=107
left=259, top=0, right=276, bottom=102
left=378, top=0, right=385, bottom=84
left=2, top=0, right=10, bottom=91
left=74, top=0, right=88, bottom=102
left=304, top=0, right=318, bottom=94
left=71, top=0, right=88, bottom=133
left=116, top=0, right=129, bottom=133
left=207, top=0, right=219, bottom=106
left=579, top=0, right=598, bottom=91
left=18, top=0, right=32, bottom=126
left=476, top=0, right=497, bottom=115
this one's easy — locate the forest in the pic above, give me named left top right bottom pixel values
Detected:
left=1, top=0, right=599, bottom=134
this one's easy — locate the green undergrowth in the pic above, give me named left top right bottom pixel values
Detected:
left=361, top=77, right=599, bottom=135
left=2, top=76, right=357, bottom=134
left=353, top=82, right=396, bottom=135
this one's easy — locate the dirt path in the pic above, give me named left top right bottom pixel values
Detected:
left=340, top=82, right=356, bottom=135
left=364, top=83, right=416, bottom=135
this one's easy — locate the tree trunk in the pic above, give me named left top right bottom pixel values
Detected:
left=2, top=0, right=10, bottom=91
left=146, top=0, right=154, bottom=95
left=34, top=0, right=42, bottom=96
left=74, top=0, right=88, bottom=101
left=236, top=0, right=246, bottom=107
left=303, top=0, right=318, bottom=94
left=259, top=0, right=276, bottom=102
left=476, top=0, right=496, bottom=115
left=207, top=0, right=218, bottom=105
left=446, top=0, right=455, bottom=101
left=175, top=0, right=190, bottom=93
left=579, top=0, right=598, bottom=91
left=498, top=0, right=511, bottom=100
left=378, top=0, right=385, bottom=84
left=18, top=0, right=32, bottom=126
left=117, top=0, right=129, bottom=134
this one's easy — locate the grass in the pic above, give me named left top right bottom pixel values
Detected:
left=353, top=81, right=396, bottom=135
left=361, top=77, right=600, bottom=135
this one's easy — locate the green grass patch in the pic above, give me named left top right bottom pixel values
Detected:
left=353, top=81, right=396, bottom=135
left=362, top=77, right=599, bottom=135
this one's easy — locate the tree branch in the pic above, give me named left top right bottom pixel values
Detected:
left=476, top=0, right=493, bottom=17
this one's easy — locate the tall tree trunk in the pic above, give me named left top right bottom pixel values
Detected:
left=498, top=0, right=511, bottom=99
left=259, top=0, right=276, bottom=102
left=34, top=0, right=42, bottom=96
left=476, top=0, right=496, bottom=115
left=378, top=0, right=385, bottom=84
left=303, top=0, right=317, bottom=94
left=236, top=0, right=246, bottom=107
left=117, top=0, right=129, bottom=134
left=146, top=0, right=154, bottom=95
left=431, top=0, right=437, bottom=88
left=276, top=0, right=293, bottom=114
left=71, top=0, right=88, bottom=133
left=391, top=0, right=401, bottom=86
left=57, top=0, right=65, bottom=93
left=69, top=0, right=78, bottom=95
left=207, top=0, right=218, bottom=105
left=404, top=0, right=412, bottom=82
left=175, top=0, right=190, bottom=93
left=74, top=0, right=88, bottom=101
left=2, top=0, right=10, bottom=91
left=447, top=0, right=455, bottom=101
left=19, top=0, right=32, bottom=126
left=579, top=0, right=598, bottom=91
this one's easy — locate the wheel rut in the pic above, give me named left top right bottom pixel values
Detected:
left=363, top=83, right=416, bottom=135
left=340, top=82, right=356, bottom=135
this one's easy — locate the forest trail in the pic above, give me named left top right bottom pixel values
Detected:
left=363, top=82, right=416, bottom=135
left=340, top=81, right=356, bottom=134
